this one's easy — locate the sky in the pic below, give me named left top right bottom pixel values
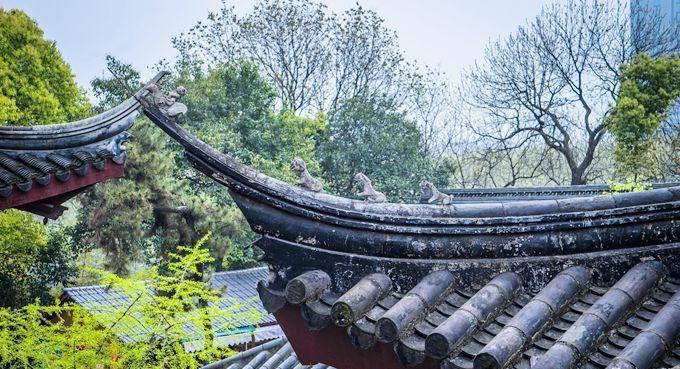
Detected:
left=0, top=0, right=551, bottom=93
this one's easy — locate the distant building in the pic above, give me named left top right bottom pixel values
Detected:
left=631, top=0, right=679, bottom=147
left=61, top=267, right=283, bottom=351
left=631, top=0, right=679, bottom=53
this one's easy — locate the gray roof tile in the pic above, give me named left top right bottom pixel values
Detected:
left=260, top=262, right=680, bottom=369
left=200, top=337, right=335, bottom=369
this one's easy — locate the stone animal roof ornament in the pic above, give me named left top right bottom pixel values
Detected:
left=355, top=172, right=387, bottom=203
left=420, top=180, right=452, bottom=205
left=290, top=157, right=323, bottom=192
left=145, top=83, right=187, bottom=121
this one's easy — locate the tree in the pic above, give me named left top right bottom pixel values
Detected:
left=173, top=0, right=457, bottom=196
left=79, top=57, right=327, bottom=273
left=90, top=54, right=142, bottom=113
left=0, top=9, right=89, bottom=126
left=174, top=0, right=439, bottom=116
left=178, top=61, right=326, bottom=188
left=0, top=236, right=258, bottom=368
left=0, top=10, right=90, bottom=307
left=656, top=110, right=680, bottom=180
left=328, top=5, right=409, bottom=112
left=0, top=210, right=79, bottom=308
left=607, top=53, right=680, bottom=180
left=79, top=57, right=256, bottom=274
left=320, top=95, right=441, bottom=201
left=462, top=0, right=677, bottom=185
left=239, top=0, right=331, bottom=112
left=174, top=0, right=331, bottom=113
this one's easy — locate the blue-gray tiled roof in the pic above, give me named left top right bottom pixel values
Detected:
left=63, top=266, right=276, bottom=346
left=211, top=266, right=275, bottom=326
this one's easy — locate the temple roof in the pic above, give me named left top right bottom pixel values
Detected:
left=63, top=266, right=280, bottom=347
left=144, top=103, right=680, bottom=263
left=258, top=261, right=680, bottom=369
left=201, top=337, right=335, bottom=369
left=211, top=266, right=277, bottom=327
left=141, top=77, right=680, bottom=369
left=0, top=71, right=167, bottom=218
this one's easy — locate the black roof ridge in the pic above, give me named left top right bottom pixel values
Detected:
left=0, top=71, right=168, bottom=151
left=437, top=181, right=680, bottom=193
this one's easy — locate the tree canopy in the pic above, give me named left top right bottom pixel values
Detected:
left=77, top=56, right=327, bottom=274
left=0, top=9, right=89, bottom=307
left=607, top=53, right=680, bottom=180
left=321, top=95, right=439, bottom=201
left=0, top=210, right=79, bottom=307
left=460, top=0, right=678, bottom=185
left=0, top=9, right=89, bottom=126
left=0, top=236, right=257, bottom=368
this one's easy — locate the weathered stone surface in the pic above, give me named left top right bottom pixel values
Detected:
left=285, top=270, right=331, bottom=305
left=533, top=262, right=665, bottom=369
left=331, top=273, right=392, bottom=327
left=376, top=270, right=454, bottom=343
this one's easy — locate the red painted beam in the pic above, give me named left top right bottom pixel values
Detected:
left=0, top=159, right=125, bottom=211
left=274, top=305, right=439, bottom=369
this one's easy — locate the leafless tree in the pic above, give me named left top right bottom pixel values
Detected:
left=237, top=0, right=332, bottom=112
left=173, top=0, right=331, bottom=112
left=328, top=6, right=408, bottom=111
left=172, top=4, right=241, bottom=68
left=173, top=1, right=448, bottom=117
left=407, top=67, right=455, bottom=159
left=462, top=0, right=677, bottom=185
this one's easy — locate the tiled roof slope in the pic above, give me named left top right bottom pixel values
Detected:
left=0, top=71, right=167, bottom=217
left=64, top=266, right=277, bottom=345
left=211, top=267, right=276, bottom=326
left=260, top=261, right=680, bottom=369
left=201, top=337, right=335, bottom=369
left=0, top=147, right=127, bottom=203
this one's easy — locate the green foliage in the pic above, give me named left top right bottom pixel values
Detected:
left=607, top=53, right=680, bottom=180
left=0, top=210, right=79, bottom=308
left=79, top=116, right=254, bottom=273
left=76, top=57, right=259, bottom=273
left=0, top=236, right=258, bottom=368
left=320, top=95, right=435, bottom=201
left=0, top=210, right=46, bottom=307
left=0, top=9, right=89, bottom=126
left=175, top=0, right=451, bottom=193
left=79, top=57, right=326, bottom=273
left=605, top=179, right=651, bottom=194
left=91, top=54, right=141, bottom=113
left=0, top=303, right=123, bottom=369
left=180, top=62, right=326, bottom=185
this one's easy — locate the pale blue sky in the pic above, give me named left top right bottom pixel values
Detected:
left=0, top=0, right=550, bottom=91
